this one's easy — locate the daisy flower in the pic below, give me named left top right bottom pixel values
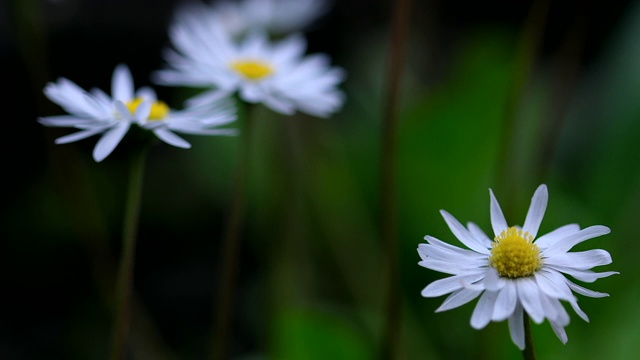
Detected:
left=417, top=184, right=616, bottom=349
left=39, top=64, right=237, bottom=162
left=175, top=0, right=330, bottom=38
left=153, top=17, right=345, bottom=118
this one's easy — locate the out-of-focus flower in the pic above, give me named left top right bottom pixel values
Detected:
left=417, top=184, right=617, bottom=349
left=175, top=0, right=330, bottom=38
left=154, top=23, right=345, bottom=118
left=39, top=64, right=237, bottom=162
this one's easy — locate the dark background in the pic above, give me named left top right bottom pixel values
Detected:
left=2, top=0, right=637, bottom=359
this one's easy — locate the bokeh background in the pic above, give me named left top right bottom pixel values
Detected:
left=2, top=0, right=639, bottom=359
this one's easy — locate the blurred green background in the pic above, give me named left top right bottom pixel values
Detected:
left=2, top=0, right=638, bottom=359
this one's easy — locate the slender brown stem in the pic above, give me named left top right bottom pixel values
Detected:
left=521, top=314, right=537, bottom=360
left=534, top=1, right=593, bottom=183
left=494, top=0, right=550, bottom=217
left=111, top=145, right=149, bottom=360
left=380, top=0, right=412, bottom=359
left=212, top=105, right=255, bottom=360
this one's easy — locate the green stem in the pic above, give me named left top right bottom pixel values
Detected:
left=110, top=145, right=149, bottom=360
left=381, top=0, right=412, bottom=358
left=212, top=104, right=255, bottom=360
left=522, top=314, right=537, bottom=360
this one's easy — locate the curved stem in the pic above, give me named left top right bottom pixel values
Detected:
left=212, top=104, right=255, bottom=360
left=521, top=314, right=537, bottom=360
left=111, top=145, right=149, bottom=360
left=381, top=0, right=412, bottom=358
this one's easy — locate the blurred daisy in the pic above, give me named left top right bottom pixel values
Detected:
left=40, top=64, right=237, bottom=162
left=175, top=0, right=330, bottom=38
left=418, top=184, right=616, bottom=349
left=154, top=18, right=345, bottom=118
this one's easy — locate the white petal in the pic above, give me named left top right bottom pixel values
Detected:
left=516, top=277, right=545, bottom=323
left=239, top=83, right=265, bottom=103
left=38, top=116, right=96, bottom=127
left=534, top=270, right=575, bottom=301
left=154, top=128, right=191, bottom=149
left=136, top=86, right=157, bottom=101
left=91, top=88, right=111, bottom=106
left=460, top=279, right=486, bottom=292
left=82, top=92, right=112, bottom=119
left=542, top=225, right=610, bottom=255
left=263, top=94, right=296, bottom=115
left=467, top=222, right=493, bottom=248
left=186, top=89, right=234, bottom=108
left=54, top=127, right=108, bottom=144
left=569, top=299, right=589, bottom=322
left=470, top=291, right=498, bottom=329
left=271, top=34, right=306, bottom=63
left=550, top=320, right=568, bottom=344
left=423, top=236, right=488, bottom=260
left=112, top=64, right=134, bottom=101
left=436, top=288, right=483, bottom=312
left=522, top=184, right=548, bottom=238
left=114, top=101, right=133, bottom=119
left=544, top=249, right=612, bottom=270
left=547, top=296, right=570, bottom=325
left=171, top=128, right=238, bottom=136
left=440, top=210, right=491, bottom=254
left=93, top=122, right=130, bottom=162
left=421, top=276, right=462, bottom=298
left=545, top=266, right=618, bottom=283
left=508, top=304, right=525, bottom=350
left=490, top=189, right=508, bottom=236
left=534, top=224, right=581, bottom=250
left=421, top=273, right=485, bottom=297
left=418, top=259, right=483, bottom=276
left=418, top=240, right=487, bottom=264
left=135, top=100, right=152, bottom=122
left=538, top=291, right=559, bottom=322
left=492, top=282, right=517, bottom=321
left=483, top=267, right=506, bottom=291
left=564, top=278, right=609, bottom=298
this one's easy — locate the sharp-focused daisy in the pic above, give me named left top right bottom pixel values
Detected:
left=175, top=0, right=330, bottom=38
left=418, top=184, right=617, bottom=349
left=40, top=64, right=237, bottom=162
left=153, top=18, right=345, bottom=118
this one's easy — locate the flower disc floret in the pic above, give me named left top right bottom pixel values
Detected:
left=490, top=227, right=541, bottom=278
left=127, top=98, right=170, bottom=120
left=231, top=60, right=274, bottom=80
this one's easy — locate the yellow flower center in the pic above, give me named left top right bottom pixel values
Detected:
left=490, top=227, right=542, bottom=278
left=230, top=60, right=274, bottom=80
left=126, top=98, right=170, bottom=121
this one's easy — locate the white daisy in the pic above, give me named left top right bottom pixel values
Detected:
left=175, top=0, right=330, bottom=37
left=153, top=19, right=345, bottom=118
left=418, top=184, right=617, bottom=349
left=40, top=64, right=237, bottom=162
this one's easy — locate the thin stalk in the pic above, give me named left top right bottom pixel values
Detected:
left=521, top=314, right=537, bottom=360
left=494, top=0, right=550, bottom=217
left=111, top=145, right=149, bottom=360
left=534, top=1, right=592, bottom=183
left=380, top=0, right=412, bottom=359
left=212, top=104, right=255, bottom=360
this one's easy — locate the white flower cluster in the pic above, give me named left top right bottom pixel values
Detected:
left=154, top=0, right=345, bottom=118
left=39, top=0, right=344, bottom=162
